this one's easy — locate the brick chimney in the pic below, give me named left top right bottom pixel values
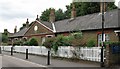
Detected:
left=49, top=8, right=55, bottom=23
left=26, top=18, right=29, bottom=28
left=4, top=29, right=8, bottom=35
left=36, top=15, right=39, bottom=21
left=71, top=3, right=76, bottom=19
left=100, top=2, right=107, bottom=13
left=14, top=26, right=17, bottom=33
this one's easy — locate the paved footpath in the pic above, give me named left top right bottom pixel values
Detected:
left=2, top=51, right=100, bottom=67
left=2, top=55, right=46, bottom=67
left=0, top=54, right=2, bottom=69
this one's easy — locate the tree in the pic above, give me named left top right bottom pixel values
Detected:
left=40, top=8, right=51, bottom=22
left=55, top=9, right=66, bottom=21
left=107, top=2, right=117, bottom=10
left=40, top=2, right=117, bottom=22
left=65, top=2, right=116, bottom=18
left=2, top=34, right=8, bottom=43
left=40, top=8, right=66, bottom=22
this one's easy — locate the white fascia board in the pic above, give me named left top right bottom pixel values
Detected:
left=35, top=20, right=54, bottom=32
left=114, top=30, right=120, bottom=33
left=51, top=22, right=56, bottom=33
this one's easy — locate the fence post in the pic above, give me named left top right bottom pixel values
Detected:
left=11, top=47, right=13, bottom=56
left=26, top=49, right=28, bottom=59
left=47, top=49, right=50, bottom=65
left=0, top=46, right=1, bottom=54
left=100, top=46, right=104, bottom=67
left=105, top=44, right=110, bottom=67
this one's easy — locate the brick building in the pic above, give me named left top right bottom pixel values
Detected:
left=9, top=3, right=120, bottom=46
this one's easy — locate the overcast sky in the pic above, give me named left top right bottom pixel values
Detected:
left=0, top=0, right=72, bottom=33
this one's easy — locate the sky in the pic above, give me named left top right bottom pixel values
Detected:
left=0, top=0, right=119, bottom=33
left=0, top=0, right=72, bottom=33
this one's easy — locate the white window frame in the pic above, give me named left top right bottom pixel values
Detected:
left=23, top=37, right=27, bottom=39
left=46, top=35, right=54, bottom=38
left=14, top=38, right=18, bottom=40
left=98, top=34, right=110, bottom=46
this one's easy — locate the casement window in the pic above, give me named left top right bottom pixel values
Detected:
left=98, top=34, right=110, bottom=46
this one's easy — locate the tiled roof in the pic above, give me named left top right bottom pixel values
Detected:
left=10, top=28, right=29, bottom=37
left=10, top=9, right=120, bottom=37
left=9, top=21, right=53, bottom=38
left=40, top=21, right=53, bottom=30
left=54, top=9, right=119, bottom=32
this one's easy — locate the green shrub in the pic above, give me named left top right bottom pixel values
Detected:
left=54, top=35, right=71, bottom=46
left=43, top=35, right=72, bottom=53
left=104, top=41, right=120, bottom=46
left=43, top=37, right=55, bottom=49
left=28, top=38, right=38, bottom=46
left=13, top=40, right=23, bottom=46
left=2, top=34, right=8, bottom=43
left=23, top=41, right=29, bottom=46
left=72, top=32, right=82, bottom=39
left=87, top=39, right=95, bottom=47
left=69, top=32, right=84, bottom=46
left=52, top=44, right=58, bottom=53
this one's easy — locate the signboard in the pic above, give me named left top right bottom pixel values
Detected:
left=111, top=45, right=120, bottom=54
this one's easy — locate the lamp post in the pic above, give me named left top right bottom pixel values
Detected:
left=101, top=2, right=105, bottom=67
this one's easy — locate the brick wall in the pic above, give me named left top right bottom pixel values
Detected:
left=82, top=29, right=119, bottom=46
left=105, top=44, right=120, bottom=67
left=57, top=29, right=119, bottom=46
left=25, top=21, right=53, bottom=36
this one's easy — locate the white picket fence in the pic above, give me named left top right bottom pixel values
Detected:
left=2, top=46, right=102, bottom=62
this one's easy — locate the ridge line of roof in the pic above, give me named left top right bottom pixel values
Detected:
left=54, top=9, right=118, bottom=23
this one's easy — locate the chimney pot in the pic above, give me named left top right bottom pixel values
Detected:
left=36, top=15, right=39, bottom=21
left=14, top=26, right=17, bottom=33
left=26, top=18, right=29, bottom=28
